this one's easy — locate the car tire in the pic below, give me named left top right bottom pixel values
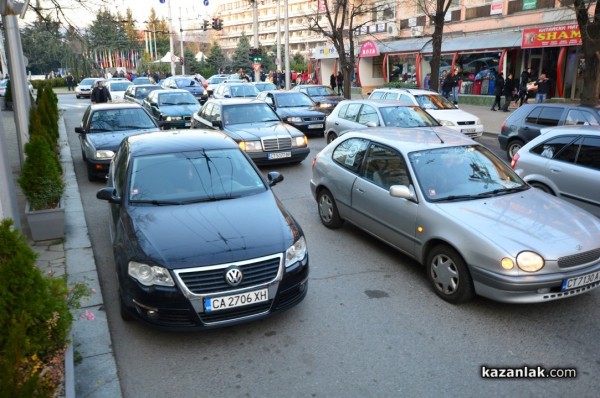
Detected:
left=76, top=95, right=80, bottom=99
left=506, top=139, right=524, bottom=160
left=529, top=181, right=554, bottom=195
left=86, top=162, right=98, bottom=182
left=326, top=132, right=337, bottom=144
left=426, top=244, right=474, bottom=304
left=317, top=188, right=343, bottom=229
left=119, top=293, right=134, bottom=322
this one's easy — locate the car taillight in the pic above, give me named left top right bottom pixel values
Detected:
left=500, top=120, right=506, bottom=131
left=510, top=152, right=519, bottom=169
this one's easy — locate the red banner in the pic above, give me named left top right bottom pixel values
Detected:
left=521, top=24, right=582, bottom=48
left=359, top=40, right=380, bottom=58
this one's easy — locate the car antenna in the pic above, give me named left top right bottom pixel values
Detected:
left=431, top=130, right=444, bottom=144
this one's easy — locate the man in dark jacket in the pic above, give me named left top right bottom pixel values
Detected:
left=502, top=72, right=515, bottom=112
left=336, top=71, right=344, bottom=95
left=90, top=80, right=111, bottom=104
left=491, top=71, right=504, bottom=111
left=516, top=67, right=531, bottom=106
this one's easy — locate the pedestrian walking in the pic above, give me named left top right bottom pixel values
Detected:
left=534, top=73, right=551, bottom=103
left=90, top=80, right=111, bottom=104
left=337, top=71, right=344, bottom=96
left=451, top=68, right=460, bottom=105
left=66, top=72, right=74, bottom=91
left=441, top=70, right=452, bottom=100
left=516, top=67, right=531, bottom=106
left=491, top=71, right=504, bottom=111
left=330, top=73, right=337, bottom=92
left=502, top=72, right=515, bottom=112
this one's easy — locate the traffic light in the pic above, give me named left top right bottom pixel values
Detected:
left=249, top=48, right=262, bottom=62
left=202, top=20, right=208, bottom=31
left=216, top=18, right=223, bottom=31
left=211, top=18, right=218, bottom=30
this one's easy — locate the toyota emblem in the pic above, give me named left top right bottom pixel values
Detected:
left=225, top=268, right=243, bottom=286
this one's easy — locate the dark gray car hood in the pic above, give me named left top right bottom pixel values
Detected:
left=86, top=128, right=159, bottom=150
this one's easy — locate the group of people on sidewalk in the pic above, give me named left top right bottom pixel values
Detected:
left=441, top=69, right=460, bottom=105
left=330, top=71, right=344, bottom=96
left=491, top=67, right=552, bottom=111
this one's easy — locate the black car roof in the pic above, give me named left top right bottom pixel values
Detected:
left=206, top=98, right=264, bottom=106
left=126, top=130, right=238, bottom=157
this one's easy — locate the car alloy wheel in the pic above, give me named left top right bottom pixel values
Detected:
left=326, top=132, right=337, bottom=144
left=317, top=188, right=343, bottom=229
left=506, top=139, right=524, bottom=160
left=426, top=245, right=473, bottom=304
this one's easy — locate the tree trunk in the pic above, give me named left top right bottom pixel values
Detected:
left=429, top=12, right=446, bottom=92
left=580, top=50, right=600, bottom=106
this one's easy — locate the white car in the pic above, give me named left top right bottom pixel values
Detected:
left=75, top=77, right=104, bottom=99
left=369, top=88, right=484, bottom=138
left=0, top=79, right=34, bottom=96
left=105, top=80, right=132, bottom=101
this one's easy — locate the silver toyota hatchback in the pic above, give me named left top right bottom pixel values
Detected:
left=511, top=125, right=600, bottom=218
left=310, top=128, right=600, bottom=304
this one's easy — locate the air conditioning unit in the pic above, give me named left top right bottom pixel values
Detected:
left=411, top=26, right=423, bottom=37
left=387, top=24, right=398, bottom=36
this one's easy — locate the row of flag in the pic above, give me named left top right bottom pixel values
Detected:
left=88, top=49, right=142, bottom=70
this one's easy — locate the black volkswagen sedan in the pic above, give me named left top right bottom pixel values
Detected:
left=96, top=130, right=309, bottom=330
left=191, top=98, right=310, bottom=165
left=142, top=89, right=200, bottom=129
left=257, top=90, right=327, bottom=136
left=75, top=103, right=160, bottom=181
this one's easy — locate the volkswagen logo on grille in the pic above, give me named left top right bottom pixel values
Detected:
left=225, top=267, right=243, bottom=287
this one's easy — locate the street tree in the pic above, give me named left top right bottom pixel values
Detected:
left=20, top=21, right=70, bottom=75
left=562, top=0, right=600, bottom=106
left=144, top=8, right=170, bottom=60
left=306, top=0, right=386, bottom=98
left=204, top=42, right=227, bottom=75
left=231, top=32, right=252, bottom=75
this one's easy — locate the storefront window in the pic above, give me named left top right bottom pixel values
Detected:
left=387, top=54, right=417, bottom=84
left=455, top=52, right=501, bottom=81
left=372, top=55, right=384, bottom=78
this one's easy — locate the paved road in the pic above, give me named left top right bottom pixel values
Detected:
left=60, top=95, right=599, bottom=398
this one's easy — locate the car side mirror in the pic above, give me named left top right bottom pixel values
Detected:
left=96, top=187, right=122, bottom=204
left=212, top=120, right=222, bottom=128
left=75, top=127, right=85, bottom=134
left=389, top=185, right=416, bottom=202
left=365, top=121, right=377, bottom=128
left=314, top=101, right=321, bottom=107
left=267, top=171, right=284, bottom=187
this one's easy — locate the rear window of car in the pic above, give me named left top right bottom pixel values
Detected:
left=565, top=109, right=600, bottom=126
left=577, top=136, right=600, bottom=170
left=525, top=106, right=561, bottom=126
left=369, top=91, right=385, bottom=99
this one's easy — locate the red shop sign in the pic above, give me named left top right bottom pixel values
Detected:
left=522, top=24, right=582, bottom=48
left=359, top=40, right=380, bottom=58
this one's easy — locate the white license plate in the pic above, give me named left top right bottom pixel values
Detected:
left=204, top=288, right=269, bottom=312
left=562, top=270, right=600, bottom=291
left=185, top=122, right=191, bottom=127
left=308, top=124, right=324, bottom=129
left=462, top=128, right=475, bottom=133
left=268, top=151, right=291, bottom=160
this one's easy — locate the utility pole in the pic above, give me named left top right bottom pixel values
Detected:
left=276, top=0, right=280, bottom=71
left=284, top=0, right=290, bottom=89
left=167, top=0, right=175, bottom=76
left=252, top=0, right=259, bottom=82
left=179, top=7, right=184, bottom=75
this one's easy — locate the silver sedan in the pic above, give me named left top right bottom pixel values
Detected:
left=310, top=128, right=600, bottom=304
left=511, top=125, right=600, bottom=218
left=324, top=99, right=453, bottom=144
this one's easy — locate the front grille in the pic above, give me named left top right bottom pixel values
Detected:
left=457, top=121, right=476, bottom=126
left=558, top=248, right=600, bottom=269
left=177, top=256, right=281, bottom=294
left=262, top=137, right=292, bottom=151
left=302, top=116, right=325, bottom=122
left=184, top=116, right=191, bottom=121
left=200, top=301, right=272, bottom=323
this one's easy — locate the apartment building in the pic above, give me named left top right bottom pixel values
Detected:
left=214, top=0, right=592, bottom=100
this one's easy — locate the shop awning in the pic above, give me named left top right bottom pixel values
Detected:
left=420, top=30, right=523, bottom=53
left=376, top=37, right=433, bottom=54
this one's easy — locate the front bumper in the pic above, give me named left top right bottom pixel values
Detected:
left=287, top=122, right=326, bottom=137
left=162, top=118, right=192, bottom=129
left=470, top=260, right=600, bottom=303
left=120, top=254, right=309, bottom=330
left=247, top=147, right=310, bottom=166
left=87, top=158, right=110, bottom=178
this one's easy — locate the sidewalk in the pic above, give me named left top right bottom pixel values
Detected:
left=1, top=100, right=122, bottom=398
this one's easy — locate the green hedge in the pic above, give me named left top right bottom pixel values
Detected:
left=384, top=81, right=419, bottom=89
left=31, top=78, right=66, bottom=89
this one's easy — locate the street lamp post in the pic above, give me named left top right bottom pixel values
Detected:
left=167, top=0, right=175, bottom=76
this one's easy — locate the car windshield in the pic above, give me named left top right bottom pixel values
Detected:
left=256, top=83, right=276, bottom=91
left=414, top=94, right=457, bottom=110
left=135, top=86, right=159, bottom=99
left=128, top=149, right=267, bottom=203
left=306, top=86, right=336, bottom=96
left=108, top=82, right=131, bottom=91
left=276, top=93, right=314, bottom=107
left=409, top=145, right=527, bottom=202
left=89, top=108, right=156, bottom=132
left=222, top=103, right=280, bottom=125
left=80, top=78, right=96, bottom=85
left=159, top=92, right=198, bottom=105
left=209, top=77, right=227, bottom=84
left=229, top=85, right=260, bottom=97
left=133, top=78, right=151, bottom=84
left=379, top=106, right=439, bottom=127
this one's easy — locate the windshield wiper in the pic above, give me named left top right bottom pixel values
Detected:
left=160, top=102, right=177, bottom=106
left=478, top=186, right=529, bottom=196
left=181, top=195, right=239, bottom=204
left=89, top=128, right=111, bottom=132
left=118, top=125, right=153, bottom=130
left=131, top=199, right=182, bottom=205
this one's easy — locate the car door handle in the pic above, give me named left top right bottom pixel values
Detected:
left=335, top=122, right=339, bottom=125
left=356, top=188, right=365, bottom=194
left=550, top=168, right=561, bottom=173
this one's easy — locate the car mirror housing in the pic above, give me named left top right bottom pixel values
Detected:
left=267, top=171, right=284, bottom=187
left=389, top=185, right=415, bottom=201
left=75, top=127, right=85, bottom=134
left=96, top=187, right=122, bottom=204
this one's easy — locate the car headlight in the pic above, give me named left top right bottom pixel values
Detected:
left=239, top=140, right=263, bottom=152
left=95, top=150, right=115, bottom=159
left=438, top=120, right=456, bottom=127
left=292, top=136, right=308, bottom=148
left=286, top=117, right=302, bottom=123
left=516, top=251, right=544, bottom=272
left=476, top=118, right=482, bottom=125
left=128, top=261, right=175, bottom=286
left=165, top=116, right=182, bottom=121
left=320, top=103, right=333, bottom=108
left=285, top=236, right=307, bottom=268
